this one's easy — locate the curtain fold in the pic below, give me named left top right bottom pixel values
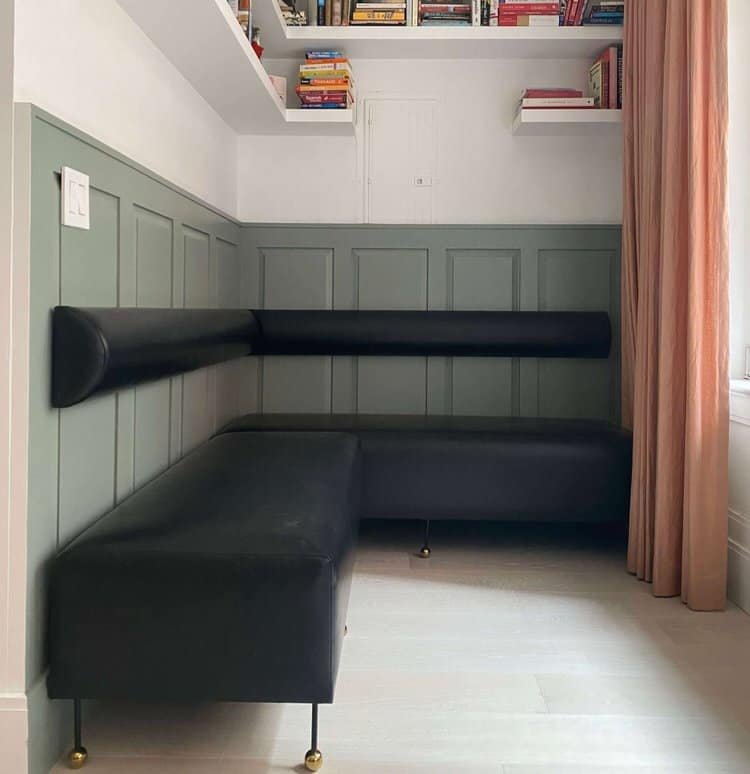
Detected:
left=621, top=0, right=729, bottom=610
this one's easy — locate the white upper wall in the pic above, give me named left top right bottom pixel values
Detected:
left=13, top=0, right=238, bottom=216
left=238, top=56, right=623, bottom=224
left=729, top=0, right=750, bottom=379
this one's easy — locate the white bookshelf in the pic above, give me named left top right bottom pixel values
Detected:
left=254, top=0, right=623, bottom=60
left=512, top=108, right=622, bottom=135
left=115, top=0, right=355, bottom=135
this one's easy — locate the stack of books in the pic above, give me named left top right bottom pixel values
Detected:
left=583, top=0, right=623, bottom=24
left=279, top=0, right=308, bottom=24
left=517, top=43, right=623, bottom=117
left=312, top=0, right=351, bottom=25
left=351, top=0, right=407, bottom=25
left=562, top=0, right=624, bottom=25
left=516, top=88, right=594, bottom=112
left=295, top=51, right=355, bottom=110
left=498, top=0, right=560, bottom=27
left=418, top=1, right=472, bottom=25
left=227, top=0, right=251, bottom=37
left=588, top=45, right=623, bottom=108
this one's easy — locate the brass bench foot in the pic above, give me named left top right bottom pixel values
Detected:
left=67, top=747, right=88, bottom=769
left=305, top=748, right=323, bottom=771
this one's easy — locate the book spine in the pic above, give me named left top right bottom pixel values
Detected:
left=352, top=10, right=406, bottom=19
left=500, top=2, right=559, bottom=10
left=304, top=57, right=349, bottom=63
left=521, top=97, right=594, bottom=106
left=300, top=78, right=351, bottom=85
left=574, top=0, right=585, bottom=24
left=523, top=89, right=583, bottom=97
left=237, top=0, right=250, bottom=36
left=418, top=3, right=471, bottom=10
left=565, top=0, right=578, bottom=24
left=472, top=0, right=481, bottom=26
left=608, top=46, right=617, bottom=109
left=517, top=14, right=560, bottom=24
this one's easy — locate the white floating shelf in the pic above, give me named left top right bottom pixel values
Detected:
left=255, top=0, right=623, bottom=60
left=513, top=108, right=623, bottom=135
left=115, top=0, right=355, bottom=135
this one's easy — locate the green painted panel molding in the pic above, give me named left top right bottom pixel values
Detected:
left=18, top=105, right=621, bottom=774
left=19, top=105, right=248, bottom=774
left=241, top=223, right=621, bottom=421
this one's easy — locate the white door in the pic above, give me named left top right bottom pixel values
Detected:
left=365, top=98, right=436, bottom=224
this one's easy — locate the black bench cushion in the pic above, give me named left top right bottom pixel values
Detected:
left=48, top=432, right=361, bottom=704
left=222, top=415, right=632, bottom=523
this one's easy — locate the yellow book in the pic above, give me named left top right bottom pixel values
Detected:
left=351, top=10, right=405, bottom=19
left=298, top=69, right=352, bottom=79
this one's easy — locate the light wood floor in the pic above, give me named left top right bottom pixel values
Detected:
left=51, top=521, right=750, bottom=773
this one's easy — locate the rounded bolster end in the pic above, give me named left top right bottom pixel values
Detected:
left=52, top=307, right=109, bottom=408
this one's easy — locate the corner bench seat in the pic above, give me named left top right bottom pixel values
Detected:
left=48, top=431, right=361, bottom=705
left=221, top=414, right=632, bottom=523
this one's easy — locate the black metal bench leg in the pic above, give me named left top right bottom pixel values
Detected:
left=67, top=699, right=88, bottom=769
left=304, top=703, right=323, bottom=771
left=419, top=519, right=431, bottom=558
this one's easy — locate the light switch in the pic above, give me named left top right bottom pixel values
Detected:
left=414, top=175, right=432, bottom=187
left=61, top=166, right=90, bottom=230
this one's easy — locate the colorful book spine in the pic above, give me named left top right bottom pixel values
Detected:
left=305, top=50, right=343, bottom=58
left=418, top=4, right=470, bottom=11
left=352, top=9, right=406, bottom=20
left=523, top=88, right=583, bottom=97
left=300, top=78, right=351, bottom=86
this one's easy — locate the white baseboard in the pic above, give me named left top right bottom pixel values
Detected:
left=728, top=508, right=750, bottom=614
left=0, top=693, right=28, bottom=774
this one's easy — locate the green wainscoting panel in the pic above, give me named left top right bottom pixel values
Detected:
left=240, top=223, right=622, bottom=421
left=19, top=106, right=243, bottom=774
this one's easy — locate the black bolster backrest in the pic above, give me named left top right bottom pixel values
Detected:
left=253, top=310, right=612, bottom=358
left=52, top=307, right=258, bottom=408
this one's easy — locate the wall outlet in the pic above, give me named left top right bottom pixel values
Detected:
left=61, top=166, right=90, bottom=230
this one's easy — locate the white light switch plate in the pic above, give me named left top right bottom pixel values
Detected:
left=61, top=166, right=90, bottom=230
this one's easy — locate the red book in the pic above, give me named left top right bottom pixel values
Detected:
left=298, top=94, right=350, bottom=104
left=304, top=57, right=349, bottom=64
left=574, top=0, right=586, bottom=24
left=498, top=2, right=559, bottom=9
left=523, top=88, right=583, bottom=98
left=606, top=46, right=619, bottom=108
left=565, top=0, right=579, bottom=25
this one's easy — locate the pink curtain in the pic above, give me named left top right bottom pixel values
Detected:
left=622, top=0, right=729, bottom=610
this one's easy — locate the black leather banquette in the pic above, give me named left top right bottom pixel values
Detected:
left=48, top=306, right=632, bottom=772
